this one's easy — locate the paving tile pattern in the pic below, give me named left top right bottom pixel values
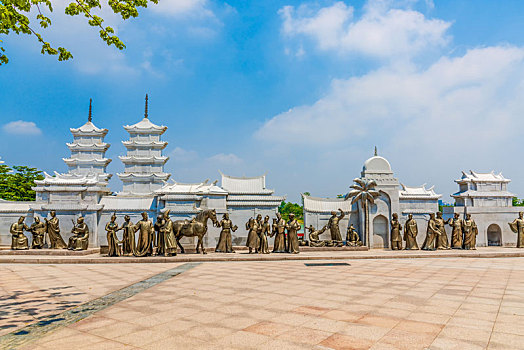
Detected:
left=4, top=257, right=524, bottom=349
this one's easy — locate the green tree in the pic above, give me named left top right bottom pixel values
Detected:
left=0, top=165, right=43, bottom=201
left=278, top=201, right=303, bottom=222
left=513, top=197, right=524, bottom=206
left=0, top=0, right=158, bottom=65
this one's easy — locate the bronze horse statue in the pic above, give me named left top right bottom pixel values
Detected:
left=174, top=209, right=218, bottom=254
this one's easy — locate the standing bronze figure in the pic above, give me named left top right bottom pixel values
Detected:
left=154, top=214, right=165, bottom=256
left=121, top=215, right=135, bottom=256
left=448, top=213, right=464, bottom=249
left=390, top=213, right=402, bottom=250
left=68, top=216, right=89, bottom=251
left=134, top=212, right=155, bottom=257
left=327, top=209, right=345, bottom=247
left=509, top=212, right=524, bottom=248
left=215, top=213, right=237, bottom=253
left=259, top=215, right=271, bottom=254
left=435, top=212, right=450, bottom=250
left=308, top=225, right=327, bottom=247
left=422, top=213, right=437, bottom=251
left=272, top=213, right=287, bottom=253
left=10, top=216, right=29, bottom=250
left=105, top=214, right=120, bottom=257
left=45, top=211, right=67, bottom=249
left=463, top=214, right=478, bottom=250
left=29, top=216, right=46, bottom=249
left=346, top=224, right=363, bottom=247
left=245, top=217, right=260, bottom=254
left=161, top=210, right=178, bottom=256
left=286, top=213, right=300, bottom=254
left=403, top=214, right=419, bottom=250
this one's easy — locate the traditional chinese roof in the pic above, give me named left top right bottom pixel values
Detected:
left=70, top=121, right=108, bottom=136
left=122, top=140, right=168, bottom=149
left=117, top=173, right=171, bottom=180
left=302, top=195, right=353, bottom=213
left=451, top=190, right=515, bottom=198
left=67, top=143, right=110, bottom=151
left=220, top=172, right=274, bottom=194
left=156, top=180, right=227, bottom=196
left=399, top=184, right=441, bottom=200
left=0, top=201, right=33, bottom=213
left=456, top=170, right=510, bottom=183
left=119, top=155, right=169, bottom=164
left=123, top=118, right=167, bottom=134
left=63, top=158, right=112, bottom=166
left=35, top=172, right=101, bottom=186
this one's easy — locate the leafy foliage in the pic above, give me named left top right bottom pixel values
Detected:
left=0, top=0, right=159, bottom=65
left=513, top=197, right=524, bottom=206
left=0, top=163, right=43, bottom=201
left=278, top=201, right=303, bottom=222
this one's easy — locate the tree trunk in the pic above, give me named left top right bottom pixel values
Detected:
left=363, top=201, right=369, bottom=248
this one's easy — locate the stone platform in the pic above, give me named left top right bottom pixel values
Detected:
left=0, top=248, right=100, bottom=256
left=0, top=247, right=522, bottom=264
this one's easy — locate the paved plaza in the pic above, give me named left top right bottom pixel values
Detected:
left=1, top=257, right=524, bottom=349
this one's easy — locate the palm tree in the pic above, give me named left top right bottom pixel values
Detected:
left=345, top=178, right=380, bottom=248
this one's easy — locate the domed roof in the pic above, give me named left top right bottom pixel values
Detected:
left=362, top=156, right=392, bottom=174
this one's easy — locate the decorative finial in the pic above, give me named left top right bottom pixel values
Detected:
left=144, top=94, right=149, bottom=119
left=88, top=98, right=92, bottom=122
left=374, top=146, right=377, bottom=156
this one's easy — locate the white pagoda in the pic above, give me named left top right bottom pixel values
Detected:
left=117, top=95, right=170, bottom=195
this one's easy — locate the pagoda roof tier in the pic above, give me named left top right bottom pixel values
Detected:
left=124, top=118, right=167, bottom=134
left=122, top=140, right=168, bottom=149
left=456, top=170, right=511, bottom=184
left=34, top=172, right=109, bottom=186
left=67, top=142, right=110, bottom=151
left=156, top=180, right=227, bottom=195
left=63, top=158, right=112, bottom=166
left=119, top=155, right=169, bottom=164
left=70, top=121, right=108, bottom=137
left=117, top=173, right=171, bottom=181
left=451, top=190, right=515, bottom=198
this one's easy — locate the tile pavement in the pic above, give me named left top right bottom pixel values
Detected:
left=2, top=257, right=524, bottom=349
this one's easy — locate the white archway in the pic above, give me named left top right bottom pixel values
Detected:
left=487, top=224, right=502, bottom=246
left=373, top=215, right=389, bottom=248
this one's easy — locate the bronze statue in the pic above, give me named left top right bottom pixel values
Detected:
left=308, top=225, right=327, bottom=247
left=403, top=214, right=419, bottom=250
left=105, top=214, right=120, bottom=257
left=173, top=209, right=217, bottom=254
left=272, top=213, right=287, bottom=253
left=154, top=214, right=165, bottom=256
left=68, top=216, right=89, bottom=251
left=245, top=217, right=260, bottom=254
left=45, top=211, right=67, bottom=249
left=161, top=210, right=177, bottom=256
left=346, top=224, right=363, bottom=247
left=422, top=213, right=437, bottom=251
left=215, top=213, right=237, bottom=253
left=10, top=216, right=29, bottom=250
left=121, top=215, right=135, bottom=256
left=448, top=213, right=464, bottom=249
left=509, top=212, right=524, bottom=248
left=435, top=212, right=450, bottom=250
left=327, top=209, right=345, bottom=247
left=29, top=216, right=46, bottom=249
left=390, top=213, right=402, bottom=250
left=134, top=212, right=155, bottom=257
left=463, top=214, right=478, bottom=250
left=286, top=213, right=300, bottom=254
left=259, top=215, right=271, bottom=254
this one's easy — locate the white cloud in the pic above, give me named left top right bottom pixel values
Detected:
left=3, top=120, right=42, bottom=135
left=170, top=147, right=199, bottom=162
left=149, top=0, right=213, bottom=18
left=279, top=0, right=450, bottom=60
left=208, top=153, right=242, bottom=164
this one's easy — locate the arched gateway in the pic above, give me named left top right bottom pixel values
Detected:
left=373, top=215, right=389, bottom=248
left=487, top=224, right=502, bottom=246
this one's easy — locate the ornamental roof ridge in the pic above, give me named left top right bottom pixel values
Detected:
left=219, top=170, right=267, bottom=180
left=456, top=170, right=511, bottom=183
left=399, top=183, right=441, bottom=198
left=70, top=121, right=108, bottom=135
left=123, top=117, right=167, bottom=133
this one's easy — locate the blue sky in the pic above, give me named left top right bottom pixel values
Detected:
left=2, top=0, right=524, bottom=202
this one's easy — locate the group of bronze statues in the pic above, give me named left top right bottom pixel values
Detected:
left=10, top=211, right=89, bottom=251
left=391, top=212, right=479, bottom=251
left=242, top=212, right=301, bottom=254
left=305, top=209, right=363, bottom=247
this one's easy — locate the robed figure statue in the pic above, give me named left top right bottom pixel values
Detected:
left=45, top=211, right=67, bottom=249
left=327, top=209, right=345, bottom=246
left=215, top=213, right=238, bottom=253
left=448, top=213, right=464, bottom=249
left=68, top=216, right=89, bottom=251
left=105, top=214, right=121, bottom=257
left=29, top=216, right=46, bottom=249
left=134, top=212, right=155, bottom=257
left=435, top=212, right=450, bottom=250
left=422, top=213, right=437, bottom=251
left=259, top=215, right=271, bottom=254
left=509, top=212, right=524, bottom=248
left=286, top=213, right=300, bottom=254
left=245, top=217, right=260, bottom=254
left=10, top=216, right=29, bottom=250
left=121, top=215, right=135, bottom=256
left=161, top=210, right=178, bottom=256
left=154, top=214, right=165, bottom=256
left=403, top=214, right=419, bottom=250
left=272, top=213, right=287, bottom=253
left=463, top=214, right=478, bottom=250
left=390, top=213, right=402, bottom=250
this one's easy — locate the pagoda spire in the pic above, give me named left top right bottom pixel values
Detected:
left=374, top=146, right=377, bottom=156
left=88, top=98, right=92, bottom=122
left=144, top=94, right=149, bottom=119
